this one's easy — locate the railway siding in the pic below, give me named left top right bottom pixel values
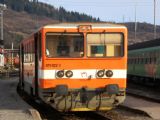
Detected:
left=122, top=95, right=160, bottom=120
left=0, top=78, right=41, bottom=120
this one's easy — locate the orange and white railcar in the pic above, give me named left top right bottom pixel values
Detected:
left=19, top=23, right=127, bottom=111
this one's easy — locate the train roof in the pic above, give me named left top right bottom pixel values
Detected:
left=21, top=23, right=127, bottom=44
left=129, top=38, right=160, bottom=50
left=43, top=23, right=127, bottom=29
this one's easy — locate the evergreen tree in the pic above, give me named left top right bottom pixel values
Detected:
left=0, top=0, right=99, bottom=22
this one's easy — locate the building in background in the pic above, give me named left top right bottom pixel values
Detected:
left=0, top=4, right=6, bottom=68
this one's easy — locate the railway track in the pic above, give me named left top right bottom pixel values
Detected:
left=17, top=88, right=111, bottom=120
left=127, top=88, right=160, bottom=103
left=123, top=82, right=160, bottom=119
left=17, top=80, right=157, bottom=120
left=0, top=71, right=19, bottom=77
left=127, top=82, right=160, bottom=103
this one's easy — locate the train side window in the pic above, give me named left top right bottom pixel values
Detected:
left=153, top=57, right=156, bottom=64
left=130, top=58, right=132, bottom=64
left=145, top=58, right=148, bottom=64
left=30, top=42, right=32, bottom=62
left=25, top=44, right=27, bottom=63
left=147, top=58, right=150, bottom=64
left=137, top=58, right=139, bottom=64
left=131, top=58, right=133, bottom=64
left=128, top=58, right=130, bottom=64
left=24, top=45, right=27, bottom=63
left=133, top=58, right=135, bottom=64
left=142, top=57, right=144, bottom=64
left=136, top=58, right=138, bottom=64
left=139, top=58, right=141, bottom=64
left=38, top=33, right=42, bottom=60
left=146, top=58, right=148, bottom=64
left=32, top=41, right=35, bottom=62
left=23, top=45, right=25, bottom=63
left=142, top=58, right=144, bottom=64
left=27, top=43, right=29, bottom=62
left=135, top=58, right=137, bottom=64
left=134, top=57, right=136, bottom=64
left=28, top=43, right=30, bottom=62
left=26, top=44, right=28, bottom=63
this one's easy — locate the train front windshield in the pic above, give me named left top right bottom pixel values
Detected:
left=46, top=33, right=84, bottom=58
left=45, top=33, right=124, bottom=58
left=87, top=33, right=124, bottom=57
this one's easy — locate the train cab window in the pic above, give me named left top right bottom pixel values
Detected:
left=46, top=33, right=84, bottom=58
left=90, top=45, right=106, bottom=57
left=130, top=58, right=133, bottom=64
left=87, top=33, right=124, bottom=57
left=145, top=58, right=147, bottom=64
left=24, top=45, right=27, bottom=63
left=153, top=57, right=156, bottom=63
left=141, top=58, right=144, bottom=64
left=135, top=58, right=137, bottom=64
left=134, top=58, right=136, bottom=64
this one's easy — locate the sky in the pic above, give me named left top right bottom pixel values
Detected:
left=39, top=0, right=160, bottom=25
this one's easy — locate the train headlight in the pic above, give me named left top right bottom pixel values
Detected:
left=65, top=70, right=73, bottom=78
left=97, top=70, right=105, bottom=77
left=106, top=70, right=113, bottom=77
left=56, top=70, right=64, bottom=78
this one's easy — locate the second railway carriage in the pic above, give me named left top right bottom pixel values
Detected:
left=128, top=38, right=160, bottom=85
left=19, top=23, right=128, bottom=111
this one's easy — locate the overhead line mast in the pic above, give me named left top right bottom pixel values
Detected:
left=154, top=0, right=156, bottom=39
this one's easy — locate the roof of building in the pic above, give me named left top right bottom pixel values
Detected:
left=129, top=38, right=160, bottom=50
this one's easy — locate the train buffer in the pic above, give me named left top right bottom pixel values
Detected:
left=122, top=95, right=160, bottom=120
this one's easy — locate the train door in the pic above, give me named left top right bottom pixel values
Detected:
left=19, top=45, right=24, bottom=89
left=34, top=32, right=41, bottom=97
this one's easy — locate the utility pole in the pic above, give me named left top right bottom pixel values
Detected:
left=154, top=0, right=156, bottom=39
left=11, top=42, right=14, bottom=68
left=1, top=11, right=3, bottom=42
left=123, top=15, right=125, bottom=23
left=134, top=4, right=137, bottom=42
left=0, top=4, right=6, bottom=67
left=0, top=4, right=6, bottom=45
left=34, top=0, right=38, bottom=29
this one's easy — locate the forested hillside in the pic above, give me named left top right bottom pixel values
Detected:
left=0, top=0, right=100, bottom=48
left=124, top=22, right=160, bottom=44
left=0, top=0, right=100, bottom=22
left=0, top=0, right=160, bottom=48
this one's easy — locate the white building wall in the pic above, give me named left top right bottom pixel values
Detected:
left=0, top=54, right=4, bottom=67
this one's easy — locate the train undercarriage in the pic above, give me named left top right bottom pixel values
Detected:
left=39, top=85, right=126, bottom=111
